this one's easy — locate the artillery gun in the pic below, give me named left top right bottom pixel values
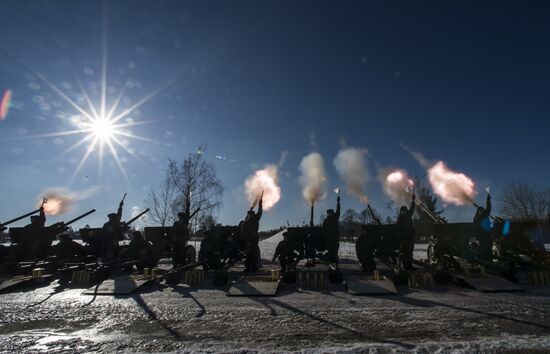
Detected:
left=419, top=201, right=550, bottom=283
left=355, top=204, right=400, bottom=272
left=5, top=209, right=96, bottom=264
left=80, top=208, right=150, bottom=258
left=143, top=224, right=196, bottom=264
left=0, top=209, right=41, bottom=232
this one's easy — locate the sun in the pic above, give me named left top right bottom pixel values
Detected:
left=11, top=12, right=179, bottom=181
left=91, top=118, right=116, bottom=140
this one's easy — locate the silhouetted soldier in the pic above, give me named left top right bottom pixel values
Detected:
left=322, top=195, right=341, bottom=264
left=51, top=232, right=87, bottom=262
left=473, top=194, right=492, bottom=261
left=397, top=193, right=416, bottom=270
left=272, top=231, right=296, bottom=273
left=170, top=207, right=199, bottom=267
left=356, top=225, right=376, bottom=272
left=127, top=231, right=158, bottom=270
left=101, top=199, right=126, bottom=261
left=199, top=229, right=223, bottom=271
left=240, top=197, right=263, bottom=272
left=19, top=206, right=46, bottom=260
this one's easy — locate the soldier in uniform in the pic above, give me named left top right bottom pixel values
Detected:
left=322, top=195, right=341, bottom=264
left=199, top=228, right=223, bottom=271
left=397, top=193, right=416, bottom=270
left=19, top=205, right=46, bottom=260
left=101, top=199, right=125, bottom=261
left=272, top=231, right=296, bottom=273
left=170, top=207, right=199, bottom=267
left=473, top=194, right=492, bottom=261
left=240, top=197, right=263, bottom=272
left=356, top=225, right=377, bottom=272
left=127, top=231, right=158, bottom=270
left=51, top=232, right=87, bottom=262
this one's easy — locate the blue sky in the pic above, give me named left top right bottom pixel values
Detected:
left=0, top=1, right=549, bottom=230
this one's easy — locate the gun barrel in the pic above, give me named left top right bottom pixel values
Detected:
left=64, top=209, right=96, bottom=227
left=416, top=200, right=445, bottom=224
left=310, top=202, right=314, bottom=227
left=367, top=204, right=381, bottom=225
left=0, top=209, right=41, bottom=227
left=124, top=208, right=150, bottom=226
left=48, top=209, right=96, bottom=228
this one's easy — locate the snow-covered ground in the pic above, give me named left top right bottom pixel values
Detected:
left=0, top=229, right=549, bottom=352
left=0, top=277, right=549, bottom=352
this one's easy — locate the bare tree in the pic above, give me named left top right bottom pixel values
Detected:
left=145, top=173, right=177, bottom=227
left=359, top=206, right=383, bottom=225
left=197, top=213, right=217, bottom=231
left=168, top=146, right=224, bottom=231
left=499, top=182, right=550, bottom=221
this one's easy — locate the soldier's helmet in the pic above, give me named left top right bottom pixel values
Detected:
left=400, top=206, right=408, bottom=214
left=108, top=213, right=117, bottom=220
left=247, top=210, right=255, bottom=217
left=282, top=231, right=288, bottom=238
left=327, top=209, right=334, bottom=216
left=30, top=215, right=40, bottom=223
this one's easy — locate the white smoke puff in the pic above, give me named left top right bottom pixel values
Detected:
left=244, top=164, right=281, bottom=210
left=380, top=168, right=415, bottom=205
left=278, top=150, right=288, bottom=167
left=309, top=131, right=317, bottom=149
left=400, top=143, right=430, bottom=168
left=130, top=206, right=148, bottom=230
left=299, top=152, right=327, bottom=204
left=37, top=186, right=99, bottom=216
left=427, top=161, right=477, bottom=206
left=333, top=147, right=370, bottom=204
left=38, top=189, right=74, bottom=215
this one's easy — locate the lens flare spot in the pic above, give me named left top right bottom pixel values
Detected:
left=0, top=89, right=13, bottom=121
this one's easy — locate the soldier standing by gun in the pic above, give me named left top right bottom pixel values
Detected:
left=397, top=192, right=416, bottom=270
left=322, top=195, right=341, bottom=264
left=127, top=231, right=158, bottom=270
left=272, top=231, right=296, bottom=273
left=51, top=232, right=87, bottom=262
left=170, top=206, right=199, bottom=267
left=473, top=193, right=492, bottom=261
left=19, top=200, right=47, bottom=261
left=240, top=194, right=263, bottom=272
left=101, top=194, right=127, bottom=261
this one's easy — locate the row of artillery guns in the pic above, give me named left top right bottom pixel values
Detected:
left=355, top=202, right=550, bottom=284
left=0, top=207, right=151, bottom=288
left=0, top=205, right=257, bottom=288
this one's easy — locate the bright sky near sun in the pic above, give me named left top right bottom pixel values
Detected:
left=0, top=1, right=549, bottom=230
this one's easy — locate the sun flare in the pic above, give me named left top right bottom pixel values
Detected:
left=90, top=118, right=115, bottom=140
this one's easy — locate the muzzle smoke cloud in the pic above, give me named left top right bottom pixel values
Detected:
left=37, top=187, right=98, bottom=216
left=428, top=161, right=477, bottom=206
left=381, top=168, right=414, bottom=205
left=333, top=147, right=369, bottom=204
left=245, top=164, right=281, bottom=210
left=299, top=152, right=327, bottom=205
